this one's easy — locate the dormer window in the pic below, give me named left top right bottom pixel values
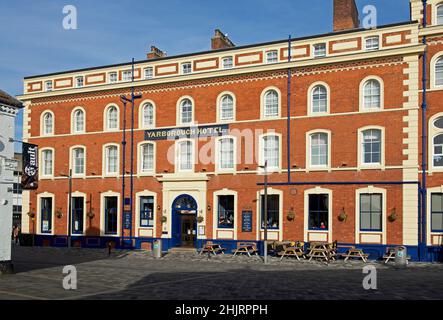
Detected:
left=313, top=43, right=326, bottom=58
left=437, top=4, right=443, bottom=25
left=122, top=70, right=133, bottom=82
left=144, top=67, right=153, bottom=79
left=109, top=72, right=117, bottom=83
left=45, top=81, right=53, bottom=92
left=266, top=50, right=278, bottom=63
left=182, top=62, right=192, bottom=75
left=222, top=57, right=233, bottom=69
left=75, top=76, right=84, bottom=88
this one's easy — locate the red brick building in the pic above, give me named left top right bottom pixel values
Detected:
left=17, top=0, right=443, bottom=260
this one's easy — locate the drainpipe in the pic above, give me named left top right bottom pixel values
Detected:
left=420, top=0, right=428, bottom=261
left=287, top=35, right=292, bottom=183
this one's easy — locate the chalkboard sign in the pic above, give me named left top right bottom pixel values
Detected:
left=123, top=211, right=132, bottom=229
left=242, top=211, right=253, bottom=232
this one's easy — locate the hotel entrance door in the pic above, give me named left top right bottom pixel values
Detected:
left=180, top=214, right=196, bottom=247
left=171, top=194, right=198, bottom=248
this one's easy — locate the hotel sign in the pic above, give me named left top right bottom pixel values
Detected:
left=144, top=124, right=229, bottom=141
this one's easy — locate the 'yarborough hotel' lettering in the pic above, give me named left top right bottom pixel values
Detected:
left=17, top=0, right=443, bottom=261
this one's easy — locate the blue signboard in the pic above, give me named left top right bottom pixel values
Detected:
left=144, top=124, right=229, bottom=141
left=123, top=211, right=132, bottom=229
left=242, top=211, right=253, bottom=232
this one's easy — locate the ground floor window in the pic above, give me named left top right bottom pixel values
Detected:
left=360, top=194, right=382, bottom=231
left=431, top=193, right=443, bottom=232
left=40, top=197, right=52, bottom=234
left=308, top=194, right=329, bottom=230
left=217, top=195, right=234, bottom=228
left=140, top=196, right=154, bottom=227
left=72, top=197, right=84, bottom=235
left=104, top=196, right=118, bottom=235
left=261, top=194, right=279, bottom=229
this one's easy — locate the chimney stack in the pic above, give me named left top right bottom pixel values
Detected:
left=211, top=29, right=235, bottom=50
left=333, top=0, right=360, bottom=32
left=147, top=46, right=166, bottom=59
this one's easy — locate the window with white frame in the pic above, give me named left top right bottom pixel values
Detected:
left=106, top=106, right=119, bottom=130
left=437, top=4, right=443, bottom=25
left=105, top=145, right=118, bottom=175
left=308, top=194, right=329, bottom=230
left=42, top=149, right=53, bottom=176
left=263, top=90, right=279, bottom=118
left=72, top=147, right=85, bottom=175
left=266, top=50, right=278, bottom=63
left=144, top=67, right=154, bottom=79
left=310, top=132, right=328, bottom=167
left=140, top=196, right=154, bottom=227
left=220, top=94, right=234, bottom=121
left=142, top=102, right=154, bottom=128
left=261, top=135, right=280, bottom=169
left=434, top=134, right=443, bottom=168
left=179, top=99, right=193, bottom=124
left=313, top=43, right=326, bottom=58
left=42, top=112, right=53, bottom=135
left=260, top=194, right=279, bottom=229
left=40, top=197, right=53, bottom=234
left=218, top=138, right=234, bottom=170
left=109, top=72, right=117, bottom=83
left=182, top=62, right=192, bottom=74
left=178, top=141, right=193, bottom=171
left=122, top=70, right=133, bottom=82
left=45, top=81, right=53, bottom=92
left=222, top=57, right=233, bottom=69
left=365, top=36, right=380, bottom=51
left=360, top=194, right=382, bottom=231
left=218, top=195, right=234, bottom=228
left=104, top=196, right=118, bottom=235
left=311, top=85, right=328, bottom=113
left=362, top=129, right=382, bottom=165
left=140, top=143, right=154, bottom=172
left=431, top=193, right=443, bottom=232
left=75, top=76, right=84, bottom=88
left=72, top=109, right=85, bottom=133
left=363, top=79, right=381, bottom=109
left=436, top=57, right=443, bottom=86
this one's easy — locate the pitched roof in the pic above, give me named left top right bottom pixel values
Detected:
left=0, top=89, right=23, bottom=108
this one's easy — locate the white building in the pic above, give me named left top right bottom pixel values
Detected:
left=0, top=90, right=23, bottom=274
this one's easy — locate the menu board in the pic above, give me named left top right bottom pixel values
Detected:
left=241, top=211, right=253, bottom=232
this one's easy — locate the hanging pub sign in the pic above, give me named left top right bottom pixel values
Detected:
left=21, top=142, right=39, bottom=190
left=144, top=124, right=229, bottom=141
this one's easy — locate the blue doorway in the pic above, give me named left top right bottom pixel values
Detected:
left=171, top=195, right=198, bottom=247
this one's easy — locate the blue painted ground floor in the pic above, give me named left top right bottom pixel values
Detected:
left=26, top=234, right=443, bottom=262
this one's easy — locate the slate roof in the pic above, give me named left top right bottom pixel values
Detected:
left=0, top=89, right=23, bottom=108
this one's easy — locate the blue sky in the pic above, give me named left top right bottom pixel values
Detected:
left=0, top=0, right=410, bottom=148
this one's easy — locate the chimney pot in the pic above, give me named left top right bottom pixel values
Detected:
left=333, top=0, right=360, bottom=32
left=147, top=45, right=166, bottom=59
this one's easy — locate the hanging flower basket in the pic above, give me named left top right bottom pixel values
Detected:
left=338, top=208, right=347, bottom=222
left=56, top=210, right=63, bottom=219
left=388, top=209, right=397, bottom=222
left=87, top=210, right=95, bottom=219
left=161, top=215, right=167, bottom=223
left=197, top=216, right=204, bottom=223
left=287, top=211, right=295, bottom=221
left=27, top=212, right=35, bottom=219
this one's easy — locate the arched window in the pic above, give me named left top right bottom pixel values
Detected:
left=264, top=90, right=279, bottom=118
left=42, top=112, right=53, bottom=135
left=177, top=140, right=193, bottom=171
left=140, top=143, right=154, bottom=172
left=363, top=79, right=381, bottom=109
left=72, top=109, right=85, bottom=133
left=362, top=129, right=382, bottom=165
left=179, top=99, right=193, bottom=124
left=72, top=147, right=85, bottom=175
left=311, top=85, right=328, bottom=113
left=261, top=135, right=280, bottom=170
left=436, top=57, right=443, bottom=87
left=106, top=106, right=119, bottom=130
left=310, top=132, right=328, bottom=167
left=433, top=134, right=443, bottom=168
left=218, top=138, right=234, bottom=170
left=105, top=145, right=118, bottom=175
left=142, top=102, right=154, bottom=128
left=437, top=4, right=443, bottom=25
left=220, top=94, right=234, bottom=121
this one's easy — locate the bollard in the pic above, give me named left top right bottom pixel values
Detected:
left=153, top=240, right=162, bottom=258
left=107, top=242, right=112, bottom=256
left=395, top=246, right=407, bottom=269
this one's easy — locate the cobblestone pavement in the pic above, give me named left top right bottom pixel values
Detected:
left=0, top=246, right=442, bottom=300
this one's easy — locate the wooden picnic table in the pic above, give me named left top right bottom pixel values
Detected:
left=279, top=245, right=305, bottom=261
left=383, top=247, right=411, bottom=264
left=306, top=242, right=335, bottom=262
left=343, top=248, right=368, bottom=262
left=233, top=242, right=258, bottom=257
left=199, top=243, right=226, bottom=255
